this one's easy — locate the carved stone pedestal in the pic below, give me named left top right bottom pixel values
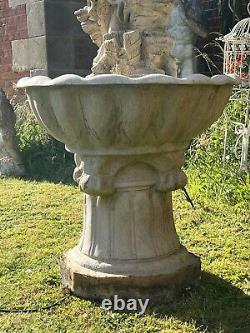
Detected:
left=60, top=152, right=201, bottom=300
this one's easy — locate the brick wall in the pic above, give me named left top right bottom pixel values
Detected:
left=0, top=0, right=29, bottom=97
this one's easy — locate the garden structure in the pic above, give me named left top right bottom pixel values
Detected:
left=221, top=5, right=249, bottom=172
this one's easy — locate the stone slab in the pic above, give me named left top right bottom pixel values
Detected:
left=9, top=0, right=29, bottom=8
left=12, top=36, right=47, bottom=71
left=27, top=0, right=45, bottom=38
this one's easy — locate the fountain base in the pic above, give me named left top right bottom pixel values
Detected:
left=60, top=155, right=201, bottom=300
left=60, top=246, right=200, bottom=300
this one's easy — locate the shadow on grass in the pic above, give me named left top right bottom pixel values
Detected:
left=149, top=271, right=249, bottom=333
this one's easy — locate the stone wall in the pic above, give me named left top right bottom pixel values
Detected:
left=1, top=0, right=97, bottom=97
left=10, top=0, right=97, bottom=78
left=0, top=0, right=29, bottom=96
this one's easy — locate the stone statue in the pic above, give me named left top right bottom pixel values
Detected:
left=0, top=89, right=25, bottom=177
left=75, top=0, right=140, bottom=76
left=75, top=0, right=207, bottom=77
left=167, top=0, right=207, bottom=77
left=75, top=0, right=176, bottom=76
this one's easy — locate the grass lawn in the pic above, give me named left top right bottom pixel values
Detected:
left=0, top=177, right=249, bottom=333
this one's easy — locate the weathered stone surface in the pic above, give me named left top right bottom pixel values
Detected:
left=12, top=36, right=47, bottom=72
left=18, top=73, right=234, bottom=299
left=8, top=0, right=31, bottom=8
left=60, top=247, right=201, bottom=300
left=168, top=0, right=207, bottom=77
left=75, top=0, right=207, bottom=77
left=26, top=0, right=46, bottom=38
left=0, top=89, right=25, bottom=177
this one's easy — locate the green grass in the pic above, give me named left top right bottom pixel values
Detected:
left=0, top=178, right=249, bottom=333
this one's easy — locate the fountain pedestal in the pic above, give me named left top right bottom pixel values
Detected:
left=60, top=150, right=200, bottom=299
left=17, top=72, right=234, bottom=300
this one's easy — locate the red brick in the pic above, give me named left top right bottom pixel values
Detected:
left=0, top=0, right=28, bottom=96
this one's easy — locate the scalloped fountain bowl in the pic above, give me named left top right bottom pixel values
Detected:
left=18, top=74, right=234, bottom=155
left=17, top=73, right=235, bottom=300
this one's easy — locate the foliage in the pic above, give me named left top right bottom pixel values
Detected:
left=0, top=178, right=249, bottom=333
left=14, top=102, right=74, bottom=183
left=186, top=94, right=249, bottom=208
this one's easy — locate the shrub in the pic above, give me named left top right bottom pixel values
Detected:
left=14, top=102, right=74, bottom=183
left=186, top=92, right=249, bottom=208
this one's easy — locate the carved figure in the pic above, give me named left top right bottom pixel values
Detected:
left=167, top=0, right=207, bottom=77
left=76, top=0, right=143, bottom=75
left=75, top=0, right=206, bottom=77
left=0, top=89, right=25, bottom=177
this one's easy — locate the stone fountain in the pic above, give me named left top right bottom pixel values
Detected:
left=18, top=0, right=235, bottom=300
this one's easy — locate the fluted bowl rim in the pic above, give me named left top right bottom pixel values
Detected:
left=17, top=73, right=237, bottom=88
